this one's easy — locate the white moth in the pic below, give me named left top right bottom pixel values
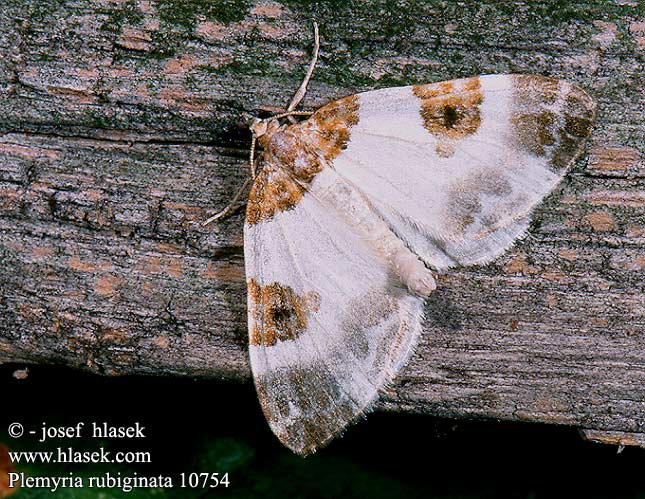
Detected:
left=207, top=24, right=596, bottom=455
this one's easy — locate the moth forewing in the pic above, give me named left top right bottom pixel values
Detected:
left=215, top=27, right=596, bottom=456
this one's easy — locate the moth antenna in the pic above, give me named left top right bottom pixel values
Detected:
left=202, top=176, right=253, bottom=226
left=250, top=133, right=258, bottom=178
left=286, top=21, right=319, bottom=113
left=204, top=23, right=320, bottom=226
left=270, top=110, right=313, bottom=121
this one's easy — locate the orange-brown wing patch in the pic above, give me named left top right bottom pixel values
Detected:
left=303, top=94, right=360, bottom=162
left=511, top=75, right=595, bottom=170
left=245, top=166, right=305, bottom=225
left=247, top=95, right=360, bottom=226
left=248, top=278, right=320, bottom=347
left=412, top=77, right=484, bottom=157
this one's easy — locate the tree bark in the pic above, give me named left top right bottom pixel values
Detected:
left=0, top=0, right=643, bottom=445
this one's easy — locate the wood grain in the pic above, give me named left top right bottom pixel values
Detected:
left=0, top=0, right=643, bottom=444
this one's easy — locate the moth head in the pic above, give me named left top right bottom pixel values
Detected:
left=250, top=117, right=268, bottom=137
left=250, top=118, right=281, bottom=147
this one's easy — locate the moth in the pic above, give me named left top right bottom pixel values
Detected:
left=205, top=23, right=596, bottom=455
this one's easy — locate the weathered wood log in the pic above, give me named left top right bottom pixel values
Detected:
left=1, top=1, right=643, bottom=444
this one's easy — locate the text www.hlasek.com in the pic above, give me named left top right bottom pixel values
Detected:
left=9, top=447, right=151, bottom=464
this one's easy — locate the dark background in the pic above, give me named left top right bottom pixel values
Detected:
left=2, top=363, right=645, bottom=499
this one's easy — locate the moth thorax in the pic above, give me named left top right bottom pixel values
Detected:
left=263, top=128, right=322, bottom=181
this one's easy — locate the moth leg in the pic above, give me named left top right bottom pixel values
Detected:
left=202, top=176, right=252, bottom=226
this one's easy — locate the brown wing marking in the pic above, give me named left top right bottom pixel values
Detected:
left=412, top=76, right=484, bottom=157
